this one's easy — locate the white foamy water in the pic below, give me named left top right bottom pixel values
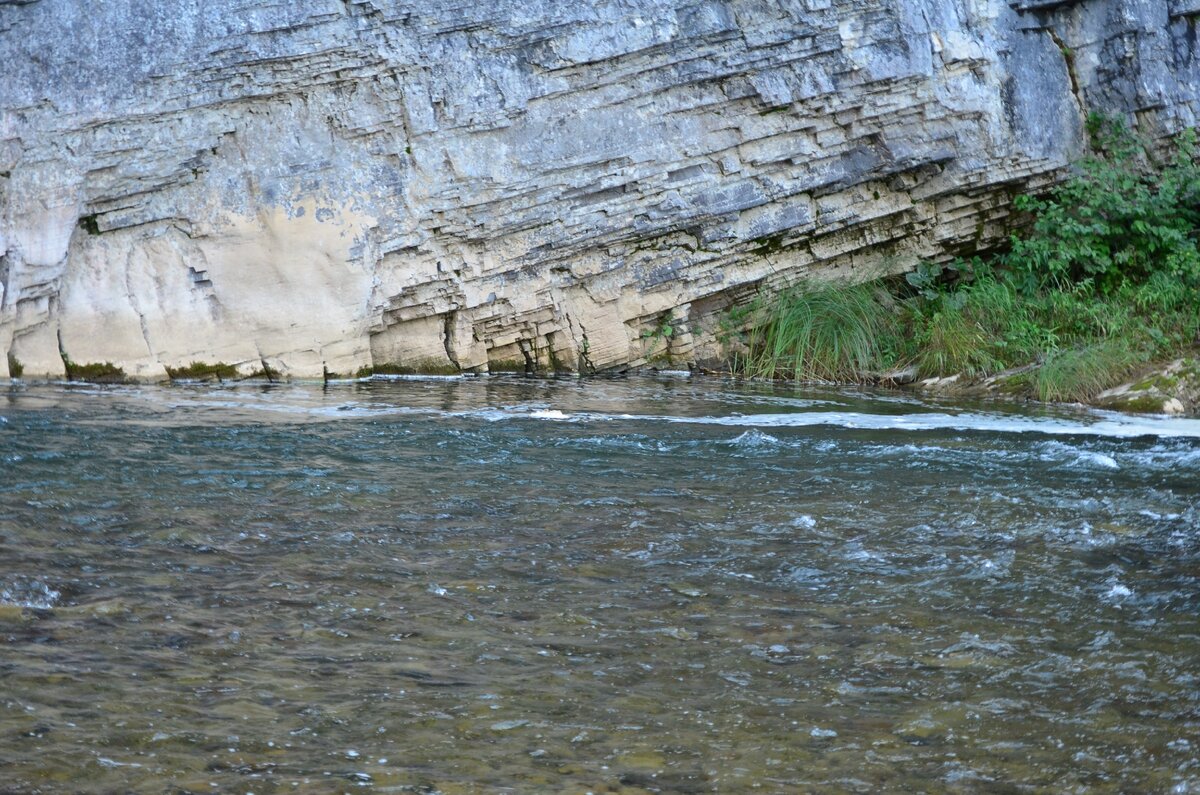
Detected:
left=1, top=580, right=61, bottom=609
left=726, top=429, right=784, bottom=448
left=528, top=409, right=570, bottom=419
left=481, top=408, right=1200, bottom=440
left=58, top=379, right=1200, bottom=440
left=363, top=373, right=467, bottom=381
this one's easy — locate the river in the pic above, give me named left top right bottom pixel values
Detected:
left=1, top=375, right=1198, bottom=793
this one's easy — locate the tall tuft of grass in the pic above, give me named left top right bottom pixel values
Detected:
left=1034, top=340, right=1140, bottom=403
left=914, top=309, right=999, bottom=377
left=743, top=280, right=896, bottom=381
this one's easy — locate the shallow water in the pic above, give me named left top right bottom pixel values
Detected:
left=1, top=375, right=1198, bottom=793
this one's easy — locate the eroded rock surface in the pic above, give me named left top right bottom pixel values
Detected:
left=1, top=0, right=1197, bottom=379
left=1097, top=359, right=1200, bottom=415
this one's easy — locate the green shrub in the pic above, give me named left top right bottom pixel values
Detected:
left=1005, top=114, right=1200, bottom=294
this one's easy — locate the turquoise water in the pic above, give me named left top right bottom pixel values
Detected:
left=1, top=376, right=1198, bottom=793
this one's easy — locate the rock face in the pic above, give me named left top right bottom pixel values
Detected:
left=1, top=0, right=1197, bottom=379
left=1097, top=359, right=1200, bottom=415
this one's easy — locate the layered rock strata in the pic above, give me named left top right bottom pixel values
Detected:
left=1, top=0, right=1197, bottom=379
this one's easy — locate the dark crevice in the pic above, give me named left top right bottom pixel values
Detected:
left=518, top=339, right=537, bottom=374
left=1046, top=27, right=1087, bottom=118
left=0, top=252, right=9, bottom=311
left=566, top=313, right=596, bottom=374
left=259, top=356, right=278, bottom=382
left=441, top=311, right=461, bottom=370
left=56, top=328, right=68, bottom=374
left=77, top=214, right=101, bottom=236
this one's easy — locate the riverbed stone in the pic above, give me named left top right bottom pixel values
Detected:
left=1095, top=359, right=1200, bottom=416
left=1, top=1, right=1198, bottom=378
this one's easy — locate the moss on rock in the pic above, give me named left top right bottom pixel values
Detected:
left=63, top=360, right=127, bottom=383
left=356, top=360, right=461, bottom=378
left=164, top=361, right=240, bottom=381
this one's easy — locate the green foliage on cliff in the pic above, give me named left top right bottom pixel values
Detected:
left=1006, top=114, right=1200, bottom=294
left=735, top=114, right=1200, bottom=402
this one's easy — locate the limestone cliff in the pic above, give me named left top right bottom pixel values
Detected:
left=1, top=0, right=1197, bottom=379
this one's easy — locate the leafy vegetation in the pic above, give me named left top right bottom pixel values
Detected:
left=1006, top=114, right=1200, bottom=294
left=355, top=360, right=461, bottom=378
left=640, top=313, right=679, bottom=362
left=164, top=361, right=240, bottom=381
left=62, top=359, right=127, bottom=383
left=732, top=113, right=1200, bottom=402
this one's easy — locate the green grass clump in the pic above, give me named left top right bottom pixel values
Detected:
left=912, top=307, right=998, bottom=377
left=165, top=361, right=240, bottom=381
left=356, top=360, right=461, bottom=378
left=63, top=360, right=127, bottom=383
left=742, top=280, right=898, bottom=382
left=1035, top=341, right=1140, bottom=402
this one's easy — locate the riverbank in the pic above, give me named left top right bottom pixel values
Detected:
left=710, top=285, right=1200, bottom=418
left=8, top=355, right=1199, bottom=421
left=904, top=356, right=1200, bottom=416
left=718, top=116, right=1200, bottom=416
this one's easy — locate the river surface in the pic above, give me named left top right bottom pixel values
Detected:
left=1, top=375, right=1199, bottom=794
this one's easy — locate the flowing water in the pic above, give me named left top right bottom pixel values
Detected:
left=1, top=375, right=1199, bottom=794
